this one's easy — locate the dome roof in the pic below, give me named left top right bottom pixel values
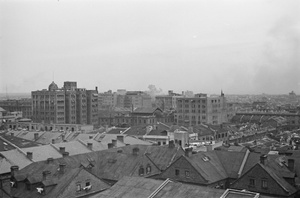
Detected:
left=48, top=81, right=58, bottom=91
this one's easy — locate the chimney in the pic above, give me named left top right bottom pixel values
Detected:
left=62, top=152, right=69, bottom=157
left=206, top=144, right=213, bottom=151
left=185, top=148, right=193, bottom=157
left=188, top=126, right=193, bottom=133
left=34, top=133, right=39, bottom=141
left=47, top=158, right=53, bottom=164
left=11, top=133, right=14, bottom=137
left=95, top=86, right=98, bottom=92
left=10, top=165, right=19, bottom=177
left=117, top=135, right=124, bottom=143
left=288, top=159, right=295, bottom=172
left=108, top=143, right=114, bottom=149
left=89, top=135, right=93, bottom=139
left=26, top=152, right=33, bottom=160
left=87, top=143, right=93, bottom=150
left=112, top=139, right=117, bottom=147
left=59, top=147, right=65, bottom=153
left=169, top=140, right=175, bottom=148
left=52, top=139, right=55, bottom=144
left=59, top=164, right=66, bottom=174
left=42, top=171, right=51, bottom=180
left=260, top=154, right=267, bottom=165
left=61, top=134, right=65, bottom=141
left=132, top=147, right=139, bottom=156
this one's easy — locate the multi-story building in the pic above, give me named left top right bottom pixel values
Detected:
left=31, top=81, right=98, bottom=126
left=124, top=91, right=152, bottom=109
left=0, top=98, right=32, bottom=119
left=98, top=90, right=117, bottom=110
left=174, top=92, right=228, bottom=126
left=155, top=90, right=183, bottom=111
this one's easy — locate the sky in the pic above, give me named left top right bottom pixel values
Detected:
left=1, top=0, right=299, bottom=95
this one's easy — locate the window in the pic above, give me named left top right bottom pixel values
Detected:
left=175, top=169, right=180, bottom=176
left=185, top=170, right=190, bottom=178
left=146, top=165, right=151, bottom=174
left=261, top=180, right=268, bottom=189
left=76, top=184, right=81, bottom=192
left=86, top=181, right=90, bottom=187
left=139, top=166, right=144, bottom=176
left=249, top=179, right=255, bottom=187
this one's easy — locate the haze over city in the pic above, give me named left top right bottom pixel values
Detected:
left=1, top=0, right=299, bottom=95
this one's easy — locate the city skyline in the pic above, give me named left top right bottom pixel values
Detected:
left=1, top=0, right=299, bottom=95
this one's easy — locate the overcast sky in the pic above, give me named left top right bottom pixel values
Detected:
left=1, top=0, right=299, bottom=95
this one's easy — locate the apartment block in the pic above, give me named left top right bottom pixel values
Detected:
left=174, top=92, right=228, bottom=126
left=31, top=81, right=98, bottom=126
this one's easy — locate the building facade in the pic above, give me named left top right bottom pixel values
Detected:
left=174, top=92, right=228, bottom=126
left=31, top=81, right=98, bottom=126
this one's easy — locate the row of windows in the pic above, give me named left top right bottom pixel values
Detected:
left=175, top=169, right=190, bottom=178
left=249, top=178, right=268, bottom=189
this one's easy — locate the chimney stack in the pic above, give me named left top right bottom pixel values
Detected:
left=117, top=135, right=124, bottom=143
left=288, top=159, right=295, bottom=172
left=260, top=154, right=267, bottom=165
left=59, top=164, right=66, bottom=174
left=61, top=134, right=65, bottom=141
left=132, top=147, right=139, bottom=156
left=34, top=133, right=39, bottom=141
left=11, top=133, right=14, bottom=137
left=47, top=158, right=53, bottom=164
left=89, top=135, right=93, bottom=139
left=185, top=148, right=193, bottom=157
left=42, top=171, right=51, bottom=180
left=52, top=139, right=55, bottom=144
left=108, top=143, right=114, bottom=149
left=10, top=165, right=19, bottom=177
left=26, top=152, right=33, bottom=160
left=62, top=152, right=69, bottom=157
left=112, top=139, right=117, bottom=147
left=87, top=143, right=93, bottom=150
left=169, top=140, right=175, bottom=148
left=59, top=147, right=65, bottom=153
left=95, top=86, right=98, bottom=92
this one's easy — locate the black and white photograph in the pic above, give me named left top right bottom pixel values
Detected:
left=0, top=0, right=300, bottom=197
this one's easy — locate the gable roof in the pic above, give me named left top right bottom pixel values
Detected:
left=106, top=144, right=185, bottom=171
left=0, top=134, right=41, bottom=151
left=234, top=162, right=297, bottom=196
left=183, top=152, right=227, bottom=184
left=11, top=166, right=110, bottom=198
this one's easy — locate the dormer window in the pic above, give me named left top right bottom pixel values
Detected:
left=146, top=165, right=151, bottom=175
left=76, top=184, right=81, bottom=192
left=139, top=166, right=144, bottom=176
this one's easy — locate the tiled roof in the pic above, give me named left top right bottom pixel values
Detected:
left=52, top=141, right=91, bottom=156
left=0, top=134, right=41, bottom=151
left=90, top=176, right=164, bottom=198
left=184, top=152, right=227, bottom=184
left=133, top=107, right=162, bottom=114
left=98, top=134, right=152, bottom=146
left=106, top=144, right=185, bottom=171
left=12, top=167, right=110, bottom=198
left=124, top=123, right=170, bottom=136
left=22, top=145, right=62, bottom=161
left=106, top=128, right=129, bottom=134
left=0, top=149, right=32, bottom=170
left=12, top=146, right=162, bottom=184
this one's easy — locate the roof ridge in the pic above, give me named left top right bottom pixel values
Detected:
left=48, top=167, right=83, bottom=197
left=147, top=178, right=172, bottom=198
left=76, top=139, right=93, bottom=151
left=259, top=163, right=296, bottom=194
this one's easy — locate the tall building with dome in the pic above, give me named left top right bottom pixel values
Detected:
left=31, top=81, right=98, bottom=126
